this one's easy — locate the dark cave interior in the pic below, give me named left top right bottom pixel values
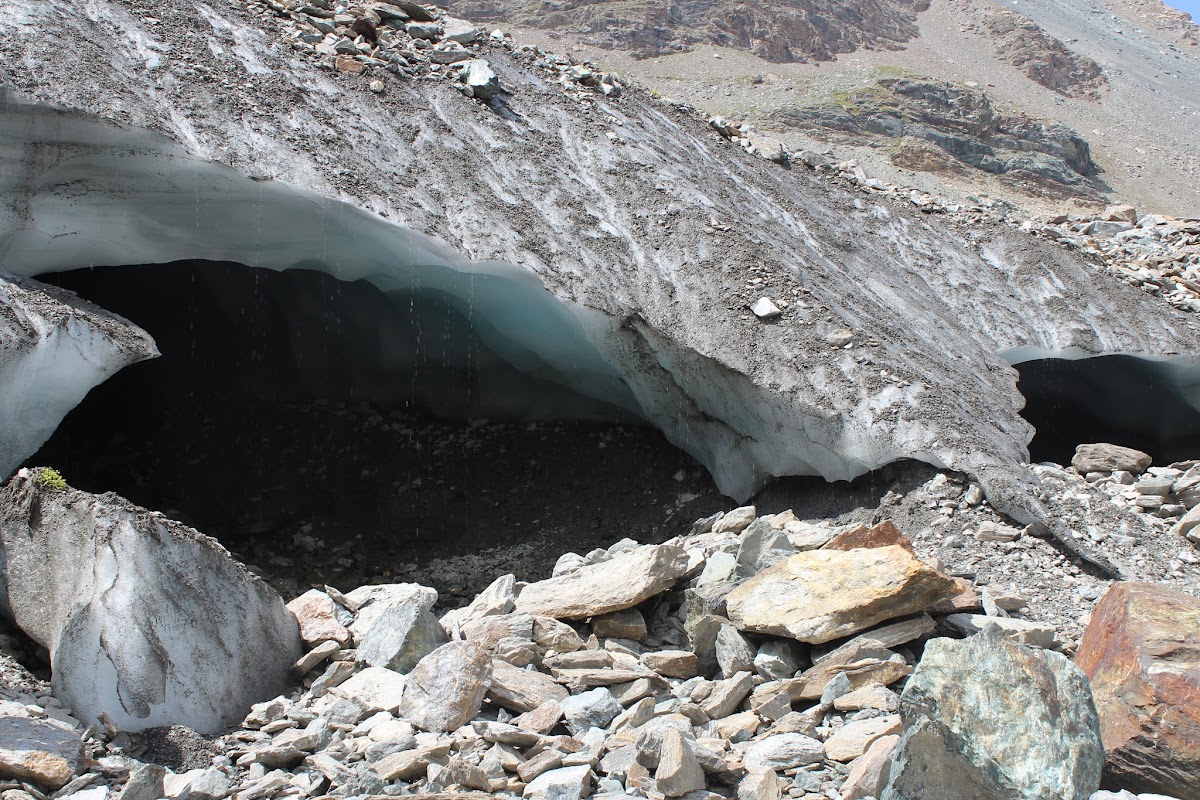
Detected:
left=23, top=261, right=1200, bottom=602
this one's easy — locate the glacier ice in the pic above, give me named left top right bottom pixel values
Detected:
left=2, top=0, right=1200, bottom=552
left=0, top=269, right=157, bottom=478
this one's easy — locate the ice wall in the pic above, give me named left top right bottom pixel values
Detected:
left=3, top=0, right=1200, bottom=534
left=0, top=270, right=157, bottom=478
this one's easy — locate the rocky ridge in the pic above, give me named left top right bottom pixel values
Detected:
left=764, top=78, right=1104, bottom=199
left=449, top=0, right=931, bottom=63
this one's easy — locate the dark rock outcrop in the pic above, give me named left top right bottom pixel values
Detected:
left=769, top=78, right=1103, bottom=198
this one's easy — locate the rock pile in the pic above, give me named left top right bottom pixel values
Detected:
left=241, top=0, right=622, bottom=100
left=4, top=488, right=1197, bottom=800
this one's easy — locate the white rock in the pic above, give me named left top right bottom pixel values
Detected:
left=750, top=298, right=782, bottom=320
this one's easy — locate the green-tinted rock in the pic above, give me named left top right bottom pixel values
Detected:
left=882, top=625, right=1103, bottom=800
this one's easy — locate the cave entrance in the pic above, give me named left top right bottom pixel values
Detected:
left=28, top=261, right=726, bottom=605
left=1016, top=355, right=1200, bottom=467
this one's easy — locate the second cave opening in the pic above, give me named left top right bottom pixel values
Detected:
left=1016, top=354, right=1200, bottom=467
left=27, top=261, right=727, bottom=605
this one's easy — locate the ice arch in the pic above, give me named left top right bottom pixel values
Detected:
left=1006, top=350, right=1200, bottom=465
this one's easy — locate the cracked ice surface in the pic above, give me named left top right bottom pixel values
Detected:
left=2, top=0, right=1200, bottom=532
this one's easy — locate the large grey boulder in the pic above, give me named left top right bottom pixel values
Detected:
left=882, top=625, right=1103, bottom=800
left=0, top=470, right=303, bottom=733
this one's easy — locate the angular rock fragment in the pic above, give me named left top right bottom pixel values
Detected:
left=1074, top=582, right=1200, bottom=799
left=0, top=472, right=301, bottom=733
left=824, top=714, right=900, bottom=761
left=514, top=544, right=688, bottom=619
left=455, top=59, right=502, bottom=99
left=487, top=659, right=569, bottom=713
left=823, top=519, right=915, bottom=553
left=882, top=626, right=1103, bottom=800
left=523, top=765, right=592, bottom=800
left=942, top=613, right=1058, bottom=649
left=286, top=590, right=351, bottom=647
left=655, top=728, right=706, bottom=796
left=726, top=547, right=958, bottom=644
left=335, top=667, right=406, bottom=713
left=399, top=641, right=491, bottom=732
left=742, top=733, right=824, bottom=772
left=0, top=717, right=84, bottom=790
left=354, top=585, right=447, bottom=673
left=1072, top=443, right=1152, bottom=475
left=841, top=734, right=899, bottom=800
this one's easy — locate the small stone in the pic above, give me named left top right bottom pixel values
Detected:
left=1103, top=204, right=1138, bottom=224
left=716, top=624, right=756, bottom=678
left=405, top=21, right=442, bottom=40
left=714, top=506, right=757, bottom=534
left=975, top=521, right=1022, bottom=542
left=737, top=768, right=782, bottom=800
left=559, top=688, right=621, bottom=735
left=334, top=55, right=365, bottom=74
left=515, top=544, right=688, bottom=619
left=593, top=609, right=647, bottom=641
left=1072, top=443, right=1152, bottom=475
left=488, top=658, right=569, bottom=713
left=742, top=733, right=824, bottom=771
left=454, top=58, right=503, bottom=99
left=335, top=666, right=406, bottom=713
left=642, top=650, right=700, bottom=678
left=839, top=734, right=898, bottom=800
left=368, top=80, right=384, bottom=93
left=823, top=714, right=900, bottom=761
left=750, top=298, right=782, bottom=320
left=441, top=17, right=481, bottom=43
left=753, top=640, right=802, bottom=681
left=825, top=328, right=855, bottom=347
left=942, top=614, right=1059, bottom=649
left=523, top=765, right=592, bottom=800
left=832, top=683, right=899, bottom=712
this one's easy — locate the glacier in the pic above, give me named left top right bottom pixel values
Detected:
left=2, top=0, right=1200, bottom=560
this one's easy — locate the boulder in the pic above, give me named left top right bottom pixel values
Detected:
left=0, top=717, right=84, bottom=790
left=286, top=590, right=351, bottom=647
left=882, top=626, right=1103, bottom=800
left=726, top=546, right=958, bottom=644
left=1071, top=443, right=1152, bottom=475
left=0, top=472, right=302, bottom=733
left=335, top=667, right=406, bottom=713
left=354, top=586, right=447, bottom=673
left=1074, top=582, right=1200, bottom=799
left=742, top=733, right=824, bottom=771
left=455, top=59, right=502, bottom=99
left=514, top=544, right=688, bottom=619
left=399, top=641, right=491, bottom=732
